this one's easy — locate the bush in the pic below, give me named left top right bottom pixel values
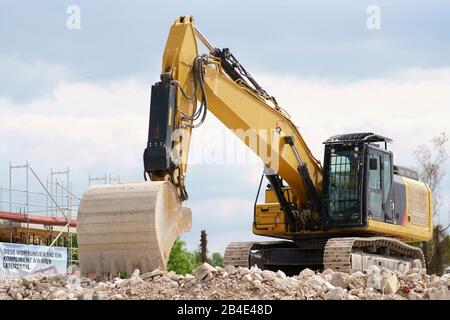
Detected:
left=167, top=238, right=198, bottom=275
left=211, top=252, right=224, bottom=267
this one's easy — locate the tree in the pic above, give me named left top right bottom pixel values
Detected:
left=442, top=234, right=450, bottom=270
left=211, top=252, right=224, bottom=267
left=200, top=230, right=208, bottom=263
left=414, top=133, right=448, bottom=217
left=70, top=233, right=78, bottom=263
left=167, top=238, right=197, bottom=275
left=414, top=132, right=449, bottom=274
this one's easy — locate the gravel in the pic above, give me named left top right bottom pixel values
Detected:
left=1, top=263, right=449, bottom=300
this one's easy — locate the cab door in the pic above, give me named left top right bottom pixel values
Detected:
left=366, top=148, right=394, bottom=222
left=381, top=152, right=395, bottom=222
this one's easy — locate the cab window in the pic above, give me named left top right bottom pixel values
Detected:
left=368, top=154, right=383, bottom=219
left=368, top=154, right=381, bottom=190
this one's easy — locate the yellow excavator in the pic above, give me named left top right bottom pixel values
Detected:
left=77, top=16, right=433, bottom=276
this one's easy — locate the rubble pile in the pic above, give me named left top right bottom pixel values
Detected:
left=1, top=264, right=449, bottom=300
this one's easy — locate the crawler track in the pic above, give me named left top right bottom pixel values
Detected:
left=323, top=237, right=425, bottom=272
left=223, top=242, right=256, bottom=268
left=223, top=241, right=294, bottom=268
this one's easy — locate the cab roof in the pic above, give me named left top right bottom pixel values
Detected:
left=324, top=132, right=393, bottom=145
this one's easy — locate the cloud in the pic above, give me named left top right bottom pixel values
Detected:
left=0, top=78, right=149, bottom=118
left=0, top=56, right=75, bottom=103
left=0, top=77, right=150, bottom=188
left=190, top=196, right=253, bottom=221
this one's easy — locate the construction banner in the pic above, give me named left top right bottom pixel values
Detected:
left=0, top=242, right=67, bottom=277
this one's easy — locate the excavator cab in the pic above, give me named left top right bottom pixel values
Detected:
left=322, top=133, right=394, bottom=228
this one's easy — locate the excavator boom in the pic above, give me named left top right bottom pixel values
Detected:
left=143, top=16, right=323, bottom=225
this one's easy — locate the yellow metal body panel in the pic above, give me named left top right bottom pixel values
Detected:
left=161, top=16, right=198, bottom=179
left=403, top=176, right=433, bottom=231
left=254, top=177, right=433, bottom=242
left=253, top=203, right=288, bottom=238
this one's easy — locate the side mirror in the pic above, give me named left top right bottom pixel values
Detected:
left=369, top=158, right=378, bottom=171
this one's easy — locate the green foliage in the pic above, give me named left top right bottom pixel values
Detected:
left=166, top=238, right=226, bottom=274
left=167, top=238, right=198, bottom=275
left=211, top=252, right=224, bottom=267
left=70, top=233, right=78, bottom=262
left=441, top=235, right=450, bottom=267
left=71, top=233, right=78, bottom=247
left=427, top=228, right=450, bottom=275
left=191, top=249, right=201, bottom=265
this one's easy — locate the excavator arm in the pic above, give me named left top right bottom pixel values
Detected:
left=144, top=16, right=323, bottom=225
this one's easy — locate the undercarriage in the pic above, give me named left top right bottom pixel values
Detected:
left=224, top=237, right=424, bottom=276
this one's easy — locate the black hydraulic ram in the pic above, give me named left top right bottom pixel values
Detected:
left=143, top=78, right=177, bottom=179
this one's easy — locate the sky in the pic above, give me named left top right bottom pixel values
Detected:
left=0, top=1, right=449, bottom=254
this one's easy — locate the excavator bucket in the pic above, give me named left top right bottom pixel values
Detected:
left=77, top=181, right=192, bottom=277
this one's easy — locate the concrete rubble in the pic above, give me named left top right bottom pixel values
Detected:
left=1, top=264, right=449, bottom=300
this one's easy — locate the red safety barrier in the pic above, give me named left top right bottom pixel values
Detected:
left=0, top=211, right=77, bottom=228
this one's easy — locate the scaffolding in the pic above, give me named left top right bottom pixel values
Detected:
left=0, top=162, right=80, bottom=266
left=88, top=173, right=120, bottom=186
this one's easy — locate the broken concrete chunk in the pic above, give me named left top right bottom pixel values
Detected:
left=299, top=268, right=315, bottom=279
left=225, top=265, right=236, bottom=275
left=194, top=263, right=215, bottom=282
left=323, top=281, right=336, bottom=291
left=321, top=268, right=334, bottom=281
left=249, top=265, right=262, bottom=274
left=407, top=291, right=424, bottom=300
left=242, top=274, right=252, bottom=282
left=380, top=269, right=399, bottom=295
left=253, top=273, right=263, bottom=282
left=142, top=268, right=164, bottom=281
left=22, top=274, right=44, bottom=285
left=184, top=274, right=195, bottom=281
left=307, top=275, right=325, bottom=288
left=284, top=278, right=299, bottom=291
left=94, top=283, right=108, bottom=292
left=441, top=274, right=450, bottom=287
left=325, top=287, right=346, bottom=300
left=330, top=272, right=350, bottom=289
left=239, top=267, right=249, bottom=276
left=261, top=270, right=276, bottom=281
left=276, top=270, right=287, bottom=279
left=407, top=268, right=419, bottom=275
left=253, top=280, right=262, bottom=289
left=427, top=286, right=449, bottom=300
